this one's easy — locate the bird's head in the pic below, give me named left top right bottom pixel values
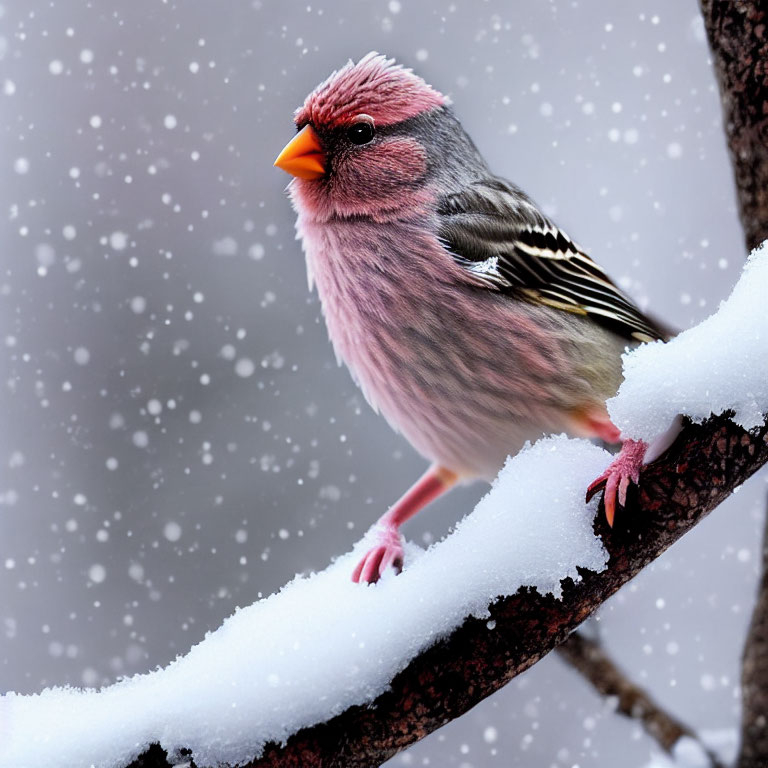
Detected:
left=274, top=53, right=449, bottom=220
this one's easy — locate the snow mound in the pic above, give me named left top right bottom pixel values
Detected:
left=610, top=240, right=768, bottom=441
left=0, top=437, right=610, bottom=768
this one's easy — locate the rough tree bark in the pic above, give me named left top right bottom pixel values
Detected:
left=700, top=0, right=768, bottom=252
left=126, top=414, right=768, bottom=768
left=557, top=633, right=724, bottom=768
left=699, top=3, right=768, bottom=766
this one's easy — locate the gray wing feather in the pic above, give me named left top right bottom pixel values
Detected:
left=437, top=178, right=668, bottom=343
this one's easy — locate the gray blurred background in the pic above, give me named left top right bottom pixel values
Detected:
left=1, top=1, right=764, bottom=766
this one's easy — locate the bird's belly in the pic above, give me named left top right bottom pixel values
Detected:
left=302, top=218, right=622, bottom=480
left=356, top=349, right=578, bottom=480
left=342, top=321, right=584, bottom=480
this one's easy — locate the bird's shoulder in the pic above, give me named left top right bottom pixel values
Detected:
left=435, top=177, right=668, bottom=343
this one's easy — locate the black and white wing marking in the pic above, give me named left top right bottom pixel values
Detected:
left=437, top=178, right=667, bottom=343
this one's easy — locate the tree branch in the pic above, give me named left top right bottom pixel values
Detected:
left=699, top=0, right=768, bottom=252
left=125, top=413, right=768, bottom=768
left=737, top=497, right=768, bottom=768
left=557, top=632, right=724, bottom=768
left=700, top=3, right=768, bottom=765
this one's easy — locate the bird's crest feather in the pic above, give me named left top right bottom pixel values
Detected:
left=294, top=52, right=446, bottom=129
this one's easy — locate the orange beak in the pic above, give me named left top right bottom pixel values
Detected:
left=274, top=124, right=326, bottom=180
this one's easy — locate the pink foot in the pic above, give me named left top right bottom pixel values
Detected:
left=586, top=439, right=648, bottom=526
left=351, top=525, right=404, bottom=584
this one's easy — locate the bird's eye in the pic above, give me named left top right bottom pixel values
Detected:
left=347, top=120, right=375, bottom=145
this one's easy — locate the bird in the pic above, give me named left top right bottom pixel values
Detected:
left=274, top=53, right=667, bottom=584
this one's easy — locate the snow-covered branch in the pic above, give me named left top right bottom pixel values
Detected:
left=223, top=422, right=768, bottom=768
left=2, top=244, right=767, bottom=768
left=133, top=420, right=768, bottom=768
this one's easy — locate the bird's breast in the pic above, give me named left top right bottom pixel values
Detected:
left=296, top=213, right=621, bottom=478
left=299, top=215, right=460, bottom=406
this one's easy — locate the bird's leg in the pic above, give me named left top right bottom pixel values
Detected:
left=586, top=438, right=648, bottom=527
left=567, top=404, right=622, bottom=445
left=351, top=464, right=458, bottom=584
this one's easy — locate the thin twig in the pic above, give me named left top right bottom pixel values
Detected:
left=737, top=495, right=768, bottom=768
left=558, top=631, right=724, bottom=768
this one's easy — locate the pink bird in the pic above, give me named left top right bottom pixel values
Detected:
left=274, top=53, right=666, bottom=584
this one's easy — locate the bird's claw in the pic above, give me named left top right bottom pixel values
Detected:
left=586, top=439, right=647, bottom=527
left=351, top=525, right=404, bottom=584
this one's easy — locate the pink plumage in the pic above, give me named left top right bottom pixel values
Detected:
left=275, top=53, right=663, bottom=583
left=297, top=213, right=623, bottom=479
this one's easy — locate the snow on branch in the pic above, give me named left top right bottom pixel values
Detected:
left=2, top=243, right=768, bottom=768
left=609, top=245, right=768, bottom=443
